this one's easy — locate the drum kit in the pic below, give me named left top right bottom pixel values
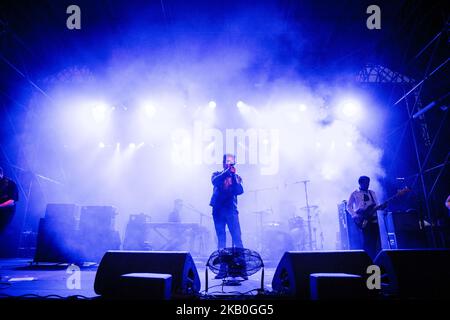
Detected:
left=251, top=180, right=324, bottom=257
left=288, top=205, right=323, bottom=251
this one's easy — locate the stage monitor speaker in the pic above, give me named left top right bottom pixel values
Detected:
left=271, top=250, right=373, bottom=299
left=374, top=249, right=450, bottom=298
left=94, top=251, right=200, bottom=298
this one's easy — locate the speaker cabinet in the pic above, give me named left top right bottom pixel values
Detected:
left=120, top=273, right=172, bottom=300
left=387, top=211, right=428, bottom=248
left=79, top=206, right=117, bottom=232
left=271, top=250, right=373, bottom=299
left=374, top=249, right=450, bottom=298
left=337, top=202, right=363, bottom=250
left=34, top=204, right=80, bottom=263
left=34, top=204, right=121, bottom=263
left=94, top=251, right=200, bottom=298
left=34, top=218, right=80, bottom=263
left=43, top=203, right=79, bottom=231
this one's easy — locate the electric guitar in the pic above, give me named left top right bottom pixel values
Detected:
left=353, top=187, right=410, bottom=229
left=0, top=195, right=15, bottom=209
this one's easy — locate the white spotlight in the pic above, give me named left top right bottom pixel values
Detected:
left=236, top=100, right=252, bottom=115
left=144, top=104, right=157, bottom=118
left=321, top=164, right=337, bottom=181
left=208, top=101, right=217, bottom=109
left=340, top=99, right=362, bottom=119
left=129, top=143, right=136, bottom=149
left=91, top=104, right=108, bottom=123
left=330, top=141, right=336, bottom=150
left=299, top=104, right=307, bottom=112
left=98, top=142, right=105, bottom=148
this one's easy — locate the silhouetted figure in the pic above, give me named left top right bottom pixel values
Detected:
left=347, top=176, right=384, bottom=260
left=209, top=154, right=245, bottom=279
left=0, top=167, right=18, bottom=234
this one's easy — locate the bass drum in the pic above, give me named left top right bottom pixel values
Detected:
left=288, top=216, right=304, bottom=230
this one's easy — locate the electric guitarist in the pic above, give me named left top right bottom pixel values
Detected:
left=0, top=166, right=19, bottom=234
left=347, top=176, right=384, bottom=259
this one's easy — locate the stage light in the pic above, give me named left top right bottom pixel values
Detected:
left=346, top=141, right=353, bottom=148
left=236, top=100, right=252, bottom=115
left=330, top=141, right=336, bottom=150
left=321, top=164, right=337, bottom=181
left=136, top=142, right=145, bottom=150
left=98, top=142, right=105, bottom=148
left=144, top=104, right=157, bottom=118
left=340, top=99, right=362, bottom=119
left=299, top=104, right=307, bottom=112
left=91, top=103, right=109, bottom=123
left=129, top=143, right=136, bottom=149
left=208, top=101, right=217, bottom=109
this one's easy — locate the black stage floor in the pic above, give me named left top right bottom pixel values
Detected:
left=0, top=258, right=275, bottom=300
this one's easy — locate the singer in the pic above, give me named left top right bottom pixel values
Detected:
left=209, top=154, right=244, bottom=255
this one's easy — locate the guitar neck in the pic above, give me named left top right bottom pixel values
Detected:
left=378, top=189, right=409, bottom=209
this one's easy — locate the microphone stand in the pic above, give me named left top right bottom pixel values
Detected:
left=289, top=180, right=314, bottom=250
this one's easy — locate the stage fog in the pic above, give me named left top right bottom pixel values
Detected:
left=12, top=6, right=387, bottom=259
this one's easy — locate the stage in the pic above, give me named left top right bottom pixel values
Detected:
left=0, top=0, right=449, bottom=311
left=0, top=258, right=276, bottom=300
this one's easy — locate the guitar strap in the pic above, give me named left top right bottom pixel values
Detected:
left=368, top=190, right=375, bottom=204
left=368, top=190, right=378, bottom=222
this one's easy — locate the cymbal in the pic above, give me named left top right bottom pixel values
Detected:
left=252, top=210, right=271, bottom=214
left=264, top=221, right=281, bottom=227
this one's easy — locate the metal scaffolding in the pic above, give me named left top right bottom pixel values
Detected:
left=357, top=23, right=449, bottom=247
